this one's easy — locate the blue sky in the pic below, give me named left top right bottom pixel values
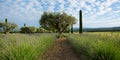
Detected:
left=0, top=0, right=120, bottom=28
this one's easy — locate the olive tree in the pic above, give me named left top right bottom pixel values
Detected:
left=40, top=12, right=76, bottom=37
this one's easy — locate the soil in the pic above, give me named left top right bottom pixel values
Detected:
left=41, top=38, right=81, bottom=60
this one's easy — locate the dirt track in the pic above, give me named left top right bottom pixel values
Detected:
left=41, top=38, right=80, bottom=60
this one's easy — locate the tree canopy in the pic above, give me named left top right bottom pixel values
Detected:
left=39, top=12, right=76, bottom=34
left=0, top=18, right=18, bottom=34
left=20, top=26, right=37, bottom=33
left=0, top=21, right=4, bottom=27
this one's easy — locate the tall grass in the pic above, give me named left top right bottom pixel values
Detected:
left=0, top=34, right=56, bottom=60
left=67, top=32, right=120, bottom=60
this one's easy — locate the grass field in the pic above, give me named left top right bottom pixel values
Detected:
left=0, top=32, right=120, bottom=60
left=0, top=33, right=56, bottom=60
left=67, top=32, right=120, bottom=60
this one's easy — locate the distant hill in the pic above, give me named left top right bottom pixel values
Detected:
left=74, top=27, right=120, bottom=32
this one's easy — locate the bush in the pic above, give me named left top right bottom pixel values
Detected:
left=36, top=28, right=48, bottom=33
left=20, top=26, right=37, bottom=33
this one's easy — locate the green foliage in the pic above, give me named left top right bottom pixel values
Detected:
left=79, top=10, right=83, bottom=34
left=36, top=27, right=48, bottom=33
left=0, top=21, right=4, bottom=27
left=4, top=23, right=18, bottom=31
left=40, top=12, right=76, bottom=34
left=20, top=27, right=29, bottom=33
left=67, top=32, right=120, bottom=60
left=0, top=18, right=18, bottom=34
left=64, top=27, right=70, bottom=33
left=29, top=26, right=37, bottom=33
left=24, top=23, right=26, bottom=27
left=56, top=33, right=67, bottom=38
left=0, top=34, right=56, bottom=60
left=5, top=18, right=8, bottom=23
left=20, top=26, right=37, bottom=33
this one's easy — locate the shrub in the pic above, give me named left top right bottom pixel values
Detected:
left=20, top=26, right=37, bottom=33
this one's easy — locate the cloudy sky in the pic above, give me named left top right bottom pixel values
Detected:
left=0, top=0, right=120, bottom=28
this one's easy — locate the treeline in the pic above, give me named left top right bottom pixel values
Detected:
left=0, top=19, right=51, bottom=34
left=0, top=18, right=71, bottom=34
left=20, top=24, right=50, bottom=33
left=73, top=28, right=120, bottom=32
left=0, top=11, right=78, bottom=34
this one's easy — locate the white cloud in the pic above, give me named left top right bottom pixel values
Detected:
left=0, top=0, right=120, bottom=28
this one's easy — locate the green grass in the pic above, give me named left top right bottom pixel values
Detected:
left=0, top=33, right=56, bottom=60
left=67, top=32, right=120, bottom=60
left=1, top=32, right=120, bottom=60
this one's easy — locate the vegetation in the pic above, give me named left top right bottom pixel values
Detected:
left=0, top=21, right=4, bottom=27
left=40, top=12, right=76, bottom=37
left=67, top=32, right=120, bottom=60
left=71, top=24, right=73, bottom=33
left=0, top=18, right=18, bottom=34
left=0, top=11, right=120, bottom=60
left=0, top=34, right=56, bottom=60
left=79, top=10, right=83, bottom=34
left=36, top=27, right=48, bottom=33
left=73, top=27, right=120, bottom=32
left=20, top=26, right=37, bottom=33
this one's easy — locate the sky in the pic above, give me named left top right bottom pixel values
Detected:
left=0, top=0, right=120, bottom=28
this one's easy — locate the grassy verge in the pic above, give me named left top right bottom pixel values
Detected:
left=0, top=33, right=56, bottom=60
left=67, top=32, right=120, bottom=60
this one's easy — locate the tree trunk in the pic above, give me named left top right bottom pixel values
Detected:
left=71, top=24, right=73, bottom=33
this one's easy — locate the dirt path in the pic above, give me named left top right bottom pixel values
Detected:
left=41, top=38, right=80, bottom=60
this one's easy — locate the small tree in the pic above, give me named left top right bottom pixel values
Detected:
left=40, top=12, right=76, bottom=37
left=3, top=18, right=18, bottom=34
left=0, top=21, right=4, bottom=28
left=0, top=21, right=4, bottom=32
